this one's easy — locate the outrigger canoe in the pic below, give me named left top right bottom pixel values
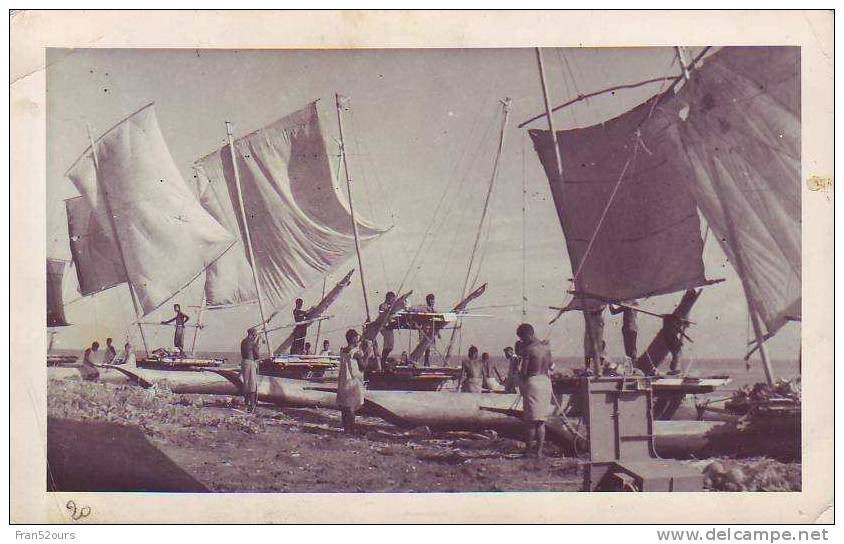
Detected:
left=48, top=365, right=337, bottom=409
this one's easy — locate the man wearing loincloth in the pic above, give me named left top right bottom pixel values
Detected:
left=337, top=329, right=368, bottom=434
left=458, top=345, right=484, bottom=392
left=378, top=291, right=401, bottom=368
left=240, top=327, right=260, bottom=413
left=517, top=323, right=554, bottom=459
left=161, top=303, right=190, bottom=354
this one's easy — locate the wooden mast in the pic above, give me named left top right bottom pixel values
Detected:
left=313, top=277, right=327, bottom=351
left=225, top=121, right=271, bottom=354
left=336, top=93, right=372, bottom=322
left=190, top=295, right=205, bottom=356
left=86, top=124, right=150, bottom=357
left=443, top=98, right=511, bottom=362
left=535, top=48, right=564, bottom=186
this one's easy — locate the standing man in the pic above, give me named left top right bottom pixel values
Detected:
left=240, top=327, right=260, bottom=413
left=337, top=329, right=368, bottom=434
left=457, top=346, right=484, bottom=393
left=319, top=339, right=333, bottom=356
left=582, top=305, right=606, bottom=375
left=610, top=301, right=639, bottom=361
left=421, top=293, right=437, bottom=367
left=517, top=323, right=554, bottom=459
left=480, top=352, right=495, bottom=390
left=161, top=303, right=190, bottom=354
left=291, top=298, right=309, bottom=355
left=103, top=337, right=117, bottom=364
left=498, top=345, right=522, bottom=394
left=378, top=291, right=401, bottom=368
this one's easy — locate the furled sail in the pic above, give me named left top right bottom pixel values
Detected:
left=46, top=259, right=70, bottom=327
left=193, top=101, right=388, bottom=309
left=660, top=46, right=801, bottom=336
left=65, top=104, right=236, bottom=315
left=529, top=96, right=710, bottom=310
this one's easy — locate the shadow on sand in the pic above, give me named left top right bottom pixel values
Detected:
left=47, top=417, right=208, bottom=492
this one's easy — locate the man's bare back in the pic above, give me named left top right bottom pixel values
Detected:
left=520, top=339, right=552, bottom=377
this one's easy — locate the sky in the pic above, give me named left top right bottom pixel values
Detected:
left=45, top=47, right=800, bottom=363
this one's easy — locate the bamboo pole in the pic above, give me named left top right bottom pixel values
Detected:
left=336, top=93, right=372, bottom=322
left=314, top=277, right=327, bottom=350
left=535, top=49, right=564, bottom=186
left=190, top=294, right=205, bottom=356
left=444, top=99, right=511, bottom=362
left=225, top=121, right=271, bottom=355
left=86, top=124, right=150, bottom=357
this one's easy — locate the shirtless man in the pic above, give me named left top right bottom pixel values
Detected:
left=457, top=345, right=484, bottom=392
left=517, top=323, right=554, bottom=458
left=378, top=291, right=401, bottom=367
left=161, top=304, right=190, bottom=354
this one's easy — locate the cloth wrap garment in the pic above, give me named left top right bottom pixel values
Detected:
left=521, top=375, right=553, bottom=422
left=337, top=346, right=365, bottom=411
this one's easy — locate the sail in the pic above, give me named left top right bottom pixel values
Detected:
left=529, top=96, right=709, bottom=310
left=46, top=259, right=70, bottom=327
left=660, top=46, right=801, bottom=336
left=65, top=104, right=236, bottom=315
left=193, top=101, right=388, bottom=309
left=65, top=196, right=127, bottom=296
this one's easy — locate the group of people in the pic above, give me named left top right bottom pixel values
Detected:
left=79, top=337, right=137, bottom=380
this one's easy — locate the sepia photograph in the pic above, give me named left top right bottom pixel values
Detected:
left=10, top=9, right=833, bottom=525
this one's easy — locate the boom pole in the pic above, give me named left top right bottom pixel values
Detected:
left=226, top=121, right=271, bottom=354
left=86, top=124, right=150, bottom=357
left=336, top=93, right=372, bottom=322
left=535, top=47, right=565, bottom=185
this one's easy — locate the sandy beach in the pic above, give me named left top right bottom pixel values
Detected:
left=46, top=379, right=800, bottom=493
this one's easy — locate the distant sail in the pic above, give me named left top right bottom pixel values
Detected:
left=529, top=97, right=709, bottom=309
left=46, top=259, right=70, bottom=327
left=661, top=46, right=801, bottom=336
left=193, top=101, right=388, bottom=309
left=65, top=104, right=236, bottom=315
left=66, top=196, right=126, bottom=296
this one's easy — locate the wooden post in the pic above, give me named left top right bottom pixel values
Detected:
left=225, top=121, right=271, bottom=355
left=675, top=46, right=691, bottom=80
left=314, top=277, right=327, bottom=351
left=336, top=93, right=372, bottom=322
left=535, top=48, right=564, bottom=186
left=190, top=295, right=205, bottom=356
left=86, top=124, right=150, bottom=357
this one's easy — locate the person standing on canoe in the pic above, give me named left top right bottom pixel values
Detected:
left=378, top=291, right=400, bottom=368
left=610, top=301, right=639, bottom=361
left=517, top=323, right=554, bottom=459
left=320, top=339, right=333, bottom=356
left=457, top=345, right=484, bottom=392
left=291, top=298, right=309, bottom=355
left=420, top=293, right=438, bottom=367
left=582, top=305, right=606, bottom=375
left=240, top=327, right=260, bottom=413
left=161, top=304, right=190, bottom=354
left=337, top=329, right=368, bottom=434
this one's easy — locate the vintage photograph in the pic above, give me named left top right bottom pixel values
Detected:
left=41, top=44, right=804, bottom=496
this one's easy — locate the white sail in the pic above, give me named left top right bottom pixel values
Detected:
left=193, top=101, right=388, bottom=309
left=663, top=47, right=801, bottom=335
left=66, top=195, right=127, bottom=296
left=65, top=104, right=237, bottom=315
